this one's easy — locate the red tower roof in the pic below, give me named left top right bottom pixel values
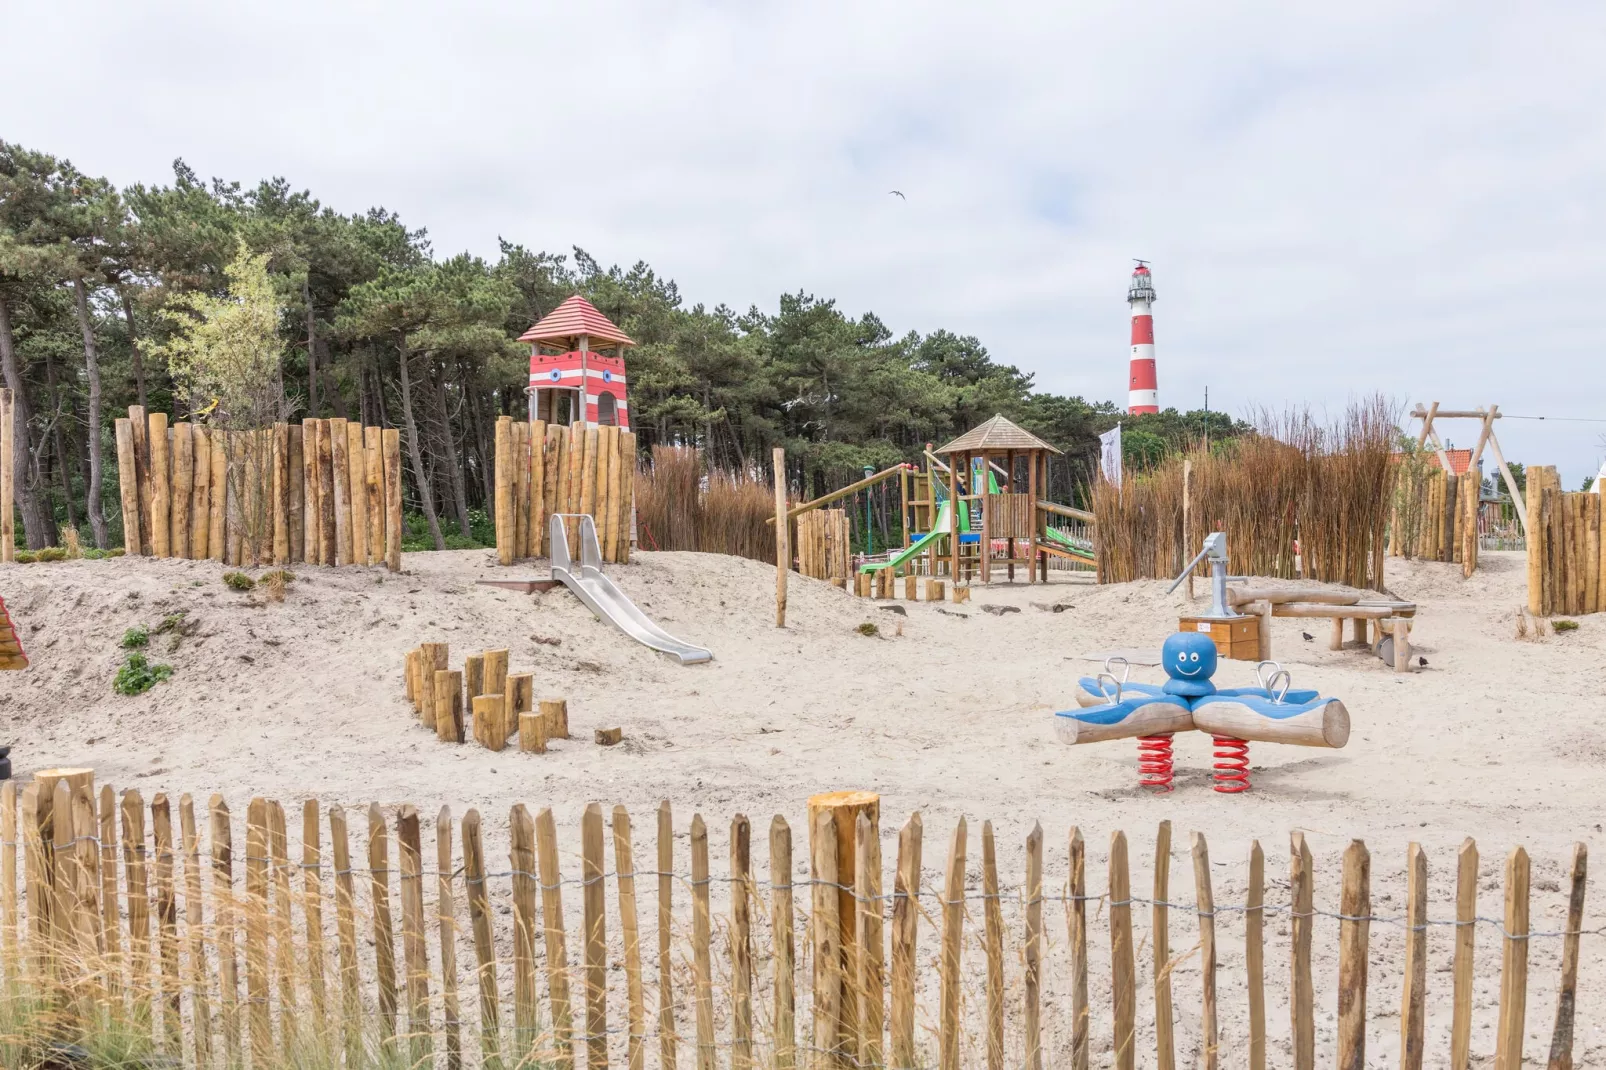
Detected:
left=517, top=295, right=636, bottom=347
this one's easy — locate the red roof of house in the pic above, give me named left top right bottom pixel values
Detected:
left=1435, top=448, right=1474, bottom=476
left=517, top=295, right=635, bottom=347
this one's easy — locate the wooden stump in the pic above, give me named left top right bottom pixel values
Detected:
left=473, top=696, right=506, bottom=751
left=519, top=712, right=548, bottom=754
left=903, top=575, right=918, bottom=601
left=540, top=698, right=570, bottom=740
left=925, top=580, right=945, bottom=602
left=952, top=587, right=971, bottom=605
left=434, top=670, right=464, bottom=744
left=506, top=673, right=534, bottom=746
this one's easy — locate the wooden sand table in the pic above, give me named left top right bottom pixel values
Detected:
left=1227, top=587, right=1417, bottom=672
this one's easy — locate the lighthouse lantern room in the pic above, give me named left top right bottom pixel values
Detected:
left=518, top=295, right=634, bottom=430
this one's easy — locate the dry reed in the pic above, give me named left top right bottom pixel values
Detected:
left=635, top=446, right=776, bottom=564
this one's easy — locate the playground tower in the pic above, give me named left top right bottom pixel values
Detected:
left=1127, top=261, right=1158, bottom=414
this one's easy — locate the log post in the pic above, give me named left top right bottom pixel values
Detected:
left=774, top=447, right=789, bottom=627
left=807, top=790, right=879, bottom=1064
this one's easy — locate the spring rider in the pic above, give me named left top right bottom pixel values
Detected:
left=1055, top=630, right=1349, bottom=792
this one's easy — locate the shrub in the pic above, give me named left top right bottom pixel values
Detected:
left=36, top=547, right=67, bottom=562
left=14, top=550, right=37, bottom=563
left=856, top=621, right=879, bottom=637
left=223, top=571, right=256, bottom=591
left=154, top=612, right=188, bottom=635
left=121, top=625, right=149, bottom=649
left=1553, top=619, right=1580, bottom=633
left=113, top=653, right=174, bottom=696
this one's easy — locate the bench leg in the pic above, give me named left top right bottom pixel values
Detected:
left=1257, top=600, right=1273, bottom=661
left=1353, top=617, right=1368, bottom=645
left=1330, top=617, right=1344, bottom=650
left=1393, top=617, right=1410, bottom=673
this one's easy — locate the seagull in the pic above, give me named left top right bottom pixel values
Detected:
left=889, top=190, right=906, bottom=200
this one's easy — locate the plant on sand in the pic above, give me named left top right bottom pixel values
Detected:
left=120, top=624, right=149, bottom=649
left=113, top=652, right=174, bottom=695
left=223, top=570, right=256, bottom=591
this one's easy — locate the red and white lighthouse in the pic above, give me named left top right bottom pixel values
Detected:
left=1127, top=261, right=1158, bottom=414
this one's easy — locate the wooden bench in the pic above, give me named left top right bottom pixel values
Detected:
left=1227, top=588, right=1418, bottom=672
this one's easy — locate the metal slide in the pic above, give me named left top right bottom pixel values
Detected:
left=549, top=514, right=713, bottom=665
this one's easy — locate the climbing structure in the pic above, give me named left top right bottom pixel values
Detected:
left=0, top=595, right=27, bottom=670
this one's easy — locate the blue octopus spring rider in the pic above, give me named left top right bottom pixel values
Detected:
left=1055, top=630, right=1350, bottom=792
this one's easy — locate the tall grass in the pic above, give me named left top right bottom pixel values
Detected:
left=1093, top=398, right=1399, bottom=588
left=635, top=446, right=776, bottom=563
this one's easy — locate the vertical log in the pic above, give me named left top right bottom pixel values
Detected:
left=190, top=425, right=211, bottom=560
left=347, top=420, right=370, bottom=566
left=1547, top=843, right=1587, bottom=1070
left=583, top=804, right=610, bottom=1070
left=438, top=807, right=464, bottom=1070
left=329, top=417, right=351, bottom=566
left=619, top=430, right=636, bottom=563
left=1450, top=839, right=1478, bottom=1070
left=369, top=802, right=398, bottom=1047
left=130, top=405, right=153, bottom=555
left=22, top=785, right=45, bottom=984
left=1153, top=821, right=1175, bottom=1070
left=266, top=801, right=298, bottom=1054
left=463, top=809, right=502, bottom=1068
left=731, top=814, right=754, bottom=1070
left=982, top=821, right=1004, bottom=1070
left=937, top=818, right=966, bottom=1070
left=512, top=419, right=529, bottom=559
left=1023, top=822, right=1043, bottom=1070
left=151, top=794, right=182, bottom=1051
left=1336, top=840, right=1370, bottom=1070
left=271, top=422, right=288, bottom=565
left=1109, top=830, right=1135, bottom=1070
left=115, top=419, right=142, bottom=553
left=298, top=802, right=329, bottom=1047
left=657, top=801, right=678, bottom=1070
left=613, top=806, right=647, bottom=1070
left=888, top=812, right=923, bottom=1070
left=244, top=799, right=272, bottom=1065
left=473, top=696, right=506, bottom=753
left=1495, top=847, right=1531, bottom=1070
left=0, top=783, right=14, bottom=984
left=506, top=673, right=533, bottom=746
left=529, top=420, right=548, bottom=559
left=856, top=810, right=884, bottom=1070
left=397, top=805, right=433, bottom=1066
left=208, top=428, right=226, bottom=562
left=774, top=447, right=789, bottom=627
left=418, top=641, right=448, bottom=735
left=535, top=806, right=576, bottom=1061
left=812, top=808, right=843, bottom=1070
left=1246, top=841, right=1265, bottom=1070
left=316, top=419, right=336, bottom=566
left=95, top=786, right=119, bottom=1002
left=436, top=668, right=466, bottom=745
left=210, top=795, right=242, bottom=1068
left=1399, top=843, right=1428, bottom=1070
left=70, top=785, right=103, bottom=1006
left=383, top=427, right=403, bottom=571
left=365, top=426, right=385, bottom=568
left=691, top=814, right=715, bottom=1070
left=329, top=805, right=363, bottom=1067
left=772, top=815, right=797, bottom=1070
left=496, top=417, right=514, bottom=565
left=149, top=412, right=170, bottom=557
left=177, top=797, right=213, bottom=1066
left=1192, top=833, right=1218, bottom=1070
left=285, top=423, right=302, bottom=564
left=303, top=420, right=322, bottom=564
left=1289, top=832, right=1315, bottom=1070
left=1068, top=827, right=1088, bottom=1070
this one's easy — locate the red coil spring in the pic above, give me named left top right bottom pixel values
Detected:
left=1136, top=734, right=1175, bottom=792
left=1212, top=736, right=1251, bottom=793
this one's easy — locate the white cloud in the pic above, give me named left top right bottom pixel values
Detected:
left=6, top=0, right=1604, bottom=481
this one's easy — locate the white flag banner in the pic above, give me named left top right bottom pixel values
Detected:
left=1594, top=458, right=1606, bottom=494
left=1099, top=424, right=1123, bottom=487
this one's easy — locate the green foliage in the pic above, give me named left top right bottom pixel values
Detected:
left=36, top=546, right=67, bottom=561
left=154, top=611, right=188, bottom=634
left=13, top=550, right=37, bottom=563
left=120, top=625, right=149, bottom=649
left=1553, top=619, right=1580, bottom=632
left=856, top=621, right=880, bottom=637
left=223, top=571, right=256, bottom=590
left=113, top=652, right=174, bottom=695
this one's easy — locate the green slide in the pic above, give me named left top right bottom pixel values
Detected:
left=861, top=499, right=955, bottom=573
left=1042, top=524, right=1096, bottom=562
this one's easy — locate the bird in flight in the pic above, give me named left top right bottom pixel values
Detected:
left=889, top=190, right=905, bottom=200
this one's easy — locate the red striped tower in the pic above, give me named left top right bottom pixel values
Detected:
left=1127, top=261, right=1158, bottom=414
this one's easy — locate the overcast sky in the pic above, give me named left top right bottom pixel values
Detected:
left=8, top=1, right=1605, bottom=484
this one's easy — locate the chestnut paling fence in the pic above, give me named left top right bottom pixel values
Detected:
left=0, top=781, right=1597, bottom=1070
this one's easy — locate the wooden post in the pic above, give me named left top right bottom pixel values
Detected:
left=303, top=420, right=322, bottom=563
left=115, top=419, right=141, bottom=554
left=178, top=796, right=213, bottom=1067
left=418, top=642, right=448, bottom=734
left=530, top=420, right=548, bottom=559
left=209, top=427, right=227, bottom=561
left=506, top=672, right=533, bottom=746
left=209, top=796, right=242, bottom=1067
left=465, top=655, right=485, bottom=711
left=541, top=697, right=570, bottom=740
left=1192, top=833, right=1218, bottom=1070
left=1399, top=843, right=1428, bottom=1070
left=149, top=412, right=170, bottom=557
left=329, top=417, right=351, bottom=566
left=1495, top=847, right=1530, bottom=1070
left=535, top=806, right=576, bottom=1063
left=269, top=422, right=287, bottom=564
left=130, top=405, right=154, bottom=555
left=1547, top=843, right=1587, bottom=1070
left=0, top=783, right=14, bottom=983
left=1528, top=466, right=1549, bottom=614
left=190, top=425, right=211, bottom=561
left=462, top=809, right=502, bottom=1067
left=437, top=807, right=463, bottom=1070
left=620, top=431, right=636, bottom=562
left=496, top=417, right=514, bottom=566
left=937, top=817, right=966, bottom=1070
left=284, top=424, right=301, bottom=564
left=383, top=427, right=402, bottom=571
left=369, top=803, right=399, bottom=1048
left=1109, top=830, right=1135, bottom=1070
left=316, top=419, right=336, bottom=566
left=808, top=790, right=878, bottom=1064
left=1246, top=841, right=1266, bottom=1070
left=347, top=421, right=369, bottom=566
left=436, top=669, right=465, bottom=744
left=775, top=447, right=789, bottom=627
left=297, top=799, right=328, bottom=1047
left=266, top=801, right=298, bottom=1052
left=512, top=420, right=530, bottom=560
left=582, top=803, right=609, bottom=1070
left=924, top=579, right=945, bottom=601
left=613, top=806, right=648, bottom=1070
left=1023, top=821, right=1043, bottom=1070
left=518, top=710, right=548, bottom=753
left=1451, top=839, right=1478, bottom=1070
left=772, top=815, right=797, bottom=1070
left=243, top=799, right=271, bottom=1065
left=509, top=805, right=539, bottom=1055
left=811, top=808, right=843, bottom=1070
left=365, top=426, right=384, bottom=567
left=855, top=811, right=884, bottom=1070
left=327, top=806, right=362, bottom=1066
left=1068, top=827, right=1088, bottom=1070
left=1151, top=821, right=1175, bottom=1070
left=397, top=806, right=433, bottom=1066
left=982, top=822, right=1004, bottom=1070
left=473, top=696, right=506, bottom=752
left=1289, top=832, right=1315, bottom=1070
left=657, top=801, right=678, bottom=1070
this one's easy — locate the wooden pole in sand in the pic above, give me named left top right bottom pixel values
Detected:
left=495, top=417, right=514, bottom=566
left=807, top=790, right=878, bottom=1063
left=774, top=448, right=789, bottom=627
left=383, top=429, right=402, bottom=572
left=149, top=412, right=170, bottom=558
left=115, top=418, right=141, bottom=555
left=170, top=422, right=193, bottom=559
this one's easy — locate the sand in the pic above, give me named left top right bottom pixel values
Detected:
left=2, top=548, right=1603, bottom=1062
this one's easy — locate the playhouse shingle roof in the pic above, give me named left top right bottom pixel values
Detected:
left=517, top=295, right=636, bottom=347
left=935, top=414, right=1062, bottom=455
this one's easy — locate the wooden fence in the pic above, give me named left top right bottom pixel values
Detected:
left=112, top=407, right=404, bottom=571
left=1, top=776, right=1595, bottom=1070
left=1525, top=465, right=1604, bottom=617
left=0, top=387, right=15, bottom=562
left=1388, top=468, right=1480, bottom=577
left=796, top=510, right=850, bottom=582
left=494, top=417, right=635, bottom=566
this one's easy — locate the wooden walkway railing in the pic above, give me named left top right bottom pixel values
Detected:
left=0, top=779, right=1594, bottom=1070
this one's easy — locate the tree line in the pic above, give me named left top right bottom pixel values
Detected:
left=0, top=140, right=1242, bottom=552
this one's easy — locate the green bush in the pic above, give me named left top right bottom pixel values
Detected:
left=154, top=612, right=188, bottom=635
left=14, top=550, right=37, bottom=563
left=121, top=625, right=149, bottom=649
left=113, top=653, right=174, bottom=696
left=1553, top=619, right=1580, bottom=633
left=856, top=621, right=879, bottom=637
left=36, top=547, right=66, bottom=561
left=82, top=547, right=110, bottom=560
left=223, top=571, right=256, bottom=591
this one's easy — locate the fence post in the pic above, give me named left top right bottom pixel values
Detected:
left=1109, top=830, right=1135, bottom=1070
left=732, top=814, right=754, bottom=1070
left=1547, top=843, right=1587, bottom=1070
left=301, top=799, right=329, bottom=1047
left=329, top=805, right=364, bottom=1067
left=266, top=801, right=297, bottom=1055
left=1495, top=847, right=1531, bottom=1070
left=775, top=447, right=789, bottom=627
left=982, top=822, right=1004, bottom=1070
left=432, top=807, right=462, bottom=1070
left=691, top=815, right=715, bottom=1070
left=0, top=783, right=14, bottom=984
left=1068, top=828, right=1088, bottom=1070
left=1400, top=844, right=1428, bottom=1070
left=368, top=802, right=398, bottom=1049
left=179, top=796, right=213, bottom=1068
left=1192, top=833, right=1219, bottom=1070
left=1336, top=840, right=1370, bottom=1070
left=773, top=816, right=797, bottom=1070
left=658, top=801, right=679, bottom=1070
left=398, top=805, right=433, bottom=1067
left=1023, top=823, right=1043, bottom=1070
left=462, top=809, right=502, bottom=1069
left=536, top=807, right=576, bottom=1062
left=583, top=804, right=610, bottom=1070
left=244, top=799, right=272, bottom=1066
left=510, top=804, right=538, bottom=1058
left=210, top=795, right=242, bottom=1068
left=938, top=818, right=967, bottom=1070
left=613, top=806, right=647, bottom=1070
left=1153, top=821, right=1175, bottom=1070
left=812, top=809, right=842, bottom=1070
left=856, top=810, right=885, bottom=1070
left=1246, top=841, right=1265, bottom=1070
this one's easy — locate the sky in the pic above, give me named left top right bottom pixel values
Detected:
left=7, top=0, right=1606, bottom=485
